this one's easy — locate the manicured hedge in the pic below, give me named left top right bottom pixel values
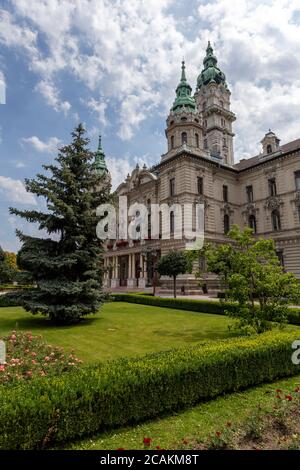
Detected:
left=0, top=292, right=24, bottom=307
left=0, top=330, right=300, bottom=449
left=111, top=293, right=300, bottom=325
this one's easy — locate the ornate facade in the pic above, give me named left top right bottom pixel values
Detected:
left=102, top=43, right=300, bottom=293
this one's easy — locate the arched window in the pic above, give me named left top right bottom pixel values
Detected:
left=170, top=211, right=175, bottom=235
left=267, top=144, right=272, bottom=154
left=249, top=215, right=257, bottom=234
left=204, top=138, right=208, bottom=149
left=170, top=135, right=174, bottom=149
left=224, top=214, right=230, bottom=234
left=220, top=100, right=224, bottom=107
left=195, top=133, right=199, bottom=148
left=181, top=132, right=187, bottom=145
left=271, top=209, right=281, bottom=231
left=223, top=137, right=227, bottom=147
left=204, top=119, right=207, bottom=127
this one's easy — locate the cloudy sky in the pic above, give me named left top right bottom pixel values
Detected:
left=0, top=0, right=300, bottom=251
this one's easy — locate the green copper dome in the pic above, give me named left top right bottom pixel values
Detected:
left=172, top=60, right=196, bottom=113
left=94, top=135, right=108, bottom=175
left=196, top=42, right=227, bottom=90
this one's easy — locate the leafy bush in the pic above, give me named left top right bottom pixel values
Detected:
left=0, top=330, right=299, bottom=449
left=111, top=293, right=300, bottom=325
left=0, top=331, right=83, bottom=385
left=0, top=292, right=24, bottom=307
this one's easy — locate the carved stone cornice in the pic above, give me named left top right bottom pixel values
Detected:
left=242, top=202, right=258, bottom=217
left=293, top=190, right=300, bottom=208
left=194, top=195, right=209, bottom=209
left=265, top=195, right=283, bottom=211
left=220, top=203, right=234, bottom=215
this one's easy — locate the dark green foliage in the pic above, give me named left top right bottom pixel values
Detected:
left=193, top=226, right=300, bottom=333
left=111, top=293, right=300, bottom=325
left=0, top=330, right=299, bottom=449
left=9, top=124, right=110, bottom=324
left=157, top=250, right=189, bottom=298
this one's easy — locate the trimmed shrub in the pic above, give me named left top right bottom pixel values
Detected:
left=111, top=293, right=300, bottom=325
left=0, top=292, right=23, bottom=307
left=0, top=330, right=299, bottom=449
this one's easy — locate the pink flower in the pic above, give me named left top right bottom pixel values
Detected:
left=0, top=365, right=5, bottom=372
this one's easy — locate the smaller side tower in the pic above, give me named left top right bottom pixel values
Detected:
left=261, top=129, right=281, bottom=155
left=194, top=42, right=236, bottom=166
left=164, top=61, right=203, bottom=160
left=93, top=135, right=111, bottom=185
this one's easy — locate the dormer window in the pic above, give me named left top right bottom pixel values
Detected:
left=195, top=133, right=199, bottom=148
left=267, top=144, right=272, bottom=154
left=171, top=135, right=174, bottom=149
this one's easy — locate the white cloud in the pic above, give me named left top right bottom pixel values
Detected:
left=35, top=80, right=71, bottom=115
left=22, top=135, right=62, bottom=153
left=1, top=0, right=300, bottom=159
left=15, top=161, right=26, bottom=168
left=107, top=153, right=153, bottom=189
left=85, top=98, right=108, bottom=127
left=0, top=71, right=6, bottom=104
left=0, top=176, right=37, bottom=205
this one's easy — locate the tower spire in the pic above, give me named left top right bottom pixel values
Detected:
left=197, top=41, right=227, bottom=90
left=94, top=134, right=108, bottom=175
left=181, top=59, right=186, bottom=82
left=171, top=60, right=196, bottom=113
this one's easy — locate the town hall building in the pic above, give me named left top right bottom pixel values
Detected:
left=101, top=42, right=300, bottom=293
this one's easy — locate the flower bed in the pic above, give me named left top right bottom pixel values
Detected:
left=0, top=331, right=83, bottom=385
left=0, top=330, right=300, bottom=449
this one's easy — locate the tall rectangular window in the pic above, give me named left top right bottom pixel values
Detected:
left=223, top=185, right=228, bottom=202
left=295, top=171, right=300, bottom=190
left=169, top=178, right=175, bottom=196
left=197, top=176, right=203, bottom=195
left=246, top=185, right=253, bottom=203
left=276, top=250, right=284, bottom=267
left=268, top=178, right=277, bottom=196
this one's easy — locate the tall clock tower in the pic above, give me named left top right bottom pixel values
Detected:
left=194, top=42, right=236, bottom=166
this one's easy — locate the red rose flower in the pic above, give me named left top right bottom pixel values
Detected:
left=215, top=431, right=222, bottom=438
left=285, top=395, right=293, bottom=401
left=143, top=437, right=152, bottom=446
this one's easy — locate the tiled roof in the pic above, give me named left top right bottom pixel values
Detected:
left=234, top=138, right=300, bottom=171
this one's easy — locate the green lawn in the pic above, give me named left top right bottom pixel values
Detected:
left=0, top=302, right=237, bottom=362
left=66, top=374, right=300, bottom=450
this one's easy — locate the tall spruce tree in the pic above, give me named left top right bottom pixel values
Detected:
left=10, top=124, right=111, bottom=324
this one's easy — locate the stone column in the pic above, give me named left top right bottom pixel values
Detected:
left=127, top=253, right=137, bottom=288
left=138, top=252, right=146, bottom=288
left=111, top=255, right=120, bottom=288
